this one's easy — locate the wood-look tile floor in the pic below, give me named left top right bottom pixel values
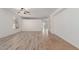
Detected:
left=0, top=31, right=78, bottom=50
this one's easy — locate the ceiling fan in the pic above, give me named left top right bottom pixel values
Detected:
left=16, top=8, right=31, bottom=15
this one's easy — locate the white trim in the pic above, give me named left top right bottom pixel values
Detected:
left=50, top=8, right=66, bottom=16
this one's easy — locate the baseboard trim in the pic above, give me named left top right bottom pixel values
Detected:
left=49, top=32, right=79, bottom=50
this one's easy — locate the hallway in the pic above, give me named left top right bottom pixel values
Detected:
left=0, top=1, right=79, bottom=59
left=0, top=8, right=79, bottom=50
left=0, top=31, right=77, bottom=50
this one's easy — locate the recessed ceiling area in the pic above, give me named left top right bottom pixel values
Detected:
left=12, top=8, right=57, bottom=19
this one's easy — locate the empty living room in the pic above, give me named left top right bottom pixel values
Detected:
left=0, top=8, right=79, bottom=50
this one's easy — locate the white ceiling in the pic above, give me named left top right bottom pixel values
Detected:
left=22, top=8, right=57, bottom=18
left=9, top=8, right=57, bottom=19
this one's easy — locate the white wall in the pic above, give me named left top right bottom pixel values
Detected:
left=22, top=19, right=42, bottom=31
left=49, top=15, right=54, bottom=33
left=0, top=9, right=21, bottom=38
left=50, top=8, right=79, bottom=48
